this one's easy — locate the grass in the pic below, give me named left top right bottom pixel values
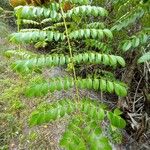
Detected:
left=0, top=39, right=55, bottom=149
left=0, top=34, right=71, bottom=149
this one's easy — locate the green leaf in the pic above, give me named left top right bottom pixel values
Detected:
left=114, top=108, right=123, bottom=115
left=132, top=37, right=140, bottom=47
left=122, top=41, right=132, bottom=51
left=102, top=54, right=110, bottom=65
left=97, top=108, right=105, bottom=121
left=86, top=78, right=93, bottom=89
left=141, top=33, right=148, bottom=44
left=54, top=32, right=61, bottom=41
left=103, top=29, right=113, bottom=39
left=29, top=99, right=76, bottom=126
left=91, top=29, right=98, bottom=38
left=84, top=29, right=91, bottom=38
left=109, top=55, right=117, bottom=66
left=107, top=81, right=114, bottom=93
left=98, top=137, right=112, bottom=150
left=95, top=53, right=102, bottom=63
left=97, top=29, right=104, bottom=39
left=114, top=83, right=127, bottom=97
left=107, top=112, right=126, bottom=128
left=93, top=79, right=100, bottom=90
left=116, top=56, right=126, bottom=67
left=100, top=79, right=107, bottom=91
left=138, top=52, right=150, bottom=63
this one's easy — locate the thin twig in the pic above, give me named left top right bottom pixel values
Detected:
left=60, top=6, right=80, bottom=102
left=133, top=77, right=143, bottom=112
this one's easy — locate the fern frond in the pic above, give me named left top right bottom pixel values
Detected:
left=30, top=98, right=125, bottom=149
left=12, top=52, right=125, bottom=73
left=111, top=7, right=145, bottom=31
left=77, top=78, right=127, bottom=97
left=73, top=53, right=125, bottom=67
left=40, top=18, right=54, bottom=24
left=47, top=2, right=60, bottom=11
left=86, top=22, right=105, bottom=29
left=43, top=22, right=67, bottom=30
left=85, top=39, right=112, bottom=52
left=15, top=5, right=107, bottom=21
left=30, top=98, right=126, bottom=128
left=25, top=77, right=127, bottom=97
left=81, top=99, right=105, bottom=121
left=15, top=5, right=61, bottom=20
left=69, top=29, right=113, bottom=40
left=29, top=99, right=76, bottom=126
left=12, top=54, right=69, bottom=72
left=117, top=0, right=136, bottom=13
left=20, top=29, right=40, bottom=32
left=10, top=30, right=65, bottom=44
left=60, top=115, right=111, bottom=150
left=60, top=116, right=87, bottom=149
left=121, top=32, right=149, bottom=51
left=43, top=22, right=72, bottom=31
left=26, top=77, right=74, bottom=97
left=5, top=49, right=37, bottom=59
left=138, top=51, right=150, bottom=63
left=65, top=5, right=108, bottom=18
left=10, top=29, right=113, bottom=44
left=107, top=109, right=126, bottom=128
left=20, top=19, right=40, bottom=25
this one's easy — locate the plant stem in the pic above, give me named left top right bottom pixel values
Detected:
left=17, top=18, right=21, bottom=50
left=60, top=6, right=80, bottom=102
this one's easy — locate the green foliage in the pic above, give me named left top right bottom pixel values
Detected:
left=65, top=5, right=108, bottom=17
left=14, top=4, right=107, bottom=21
left=25, top=77, right=127, bottom=97
left=2, top=0, right=150, bottom=148
left=85, top=39, right=112, bottom=53
left=122, top=31, right=149, bottom=51
left=69, top=28, right=113, bottom=40
left=15, top=4, right=61, bottom=20
left=138, top=51, right=150, bottom=63
left=111, top=7, right=145, bottom=31
left=112, top=0, right=150, bottom=61
left=107, top=109, right=126, bottom=129
left=5, top=49, right=36, bottom=59
left=30, top=99, right=125, bottom=149
left=10, top=28, right=113, bottom=45
left=20, top=19, right=40, bottom=25
left=30, top=99, right=76, bottom=126
left=6, top=0, right=130, bottom=149
left=0, top=7, right=4, bottom=14
left=11, top=52, right=125, bottom=73
left=86, top=22, right=105, bottom=29
left=10, top=30, right=65, bottom=44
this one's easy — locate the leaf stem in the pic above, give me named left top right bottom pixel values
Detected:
left=60, top=6, right=80, bottom=102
